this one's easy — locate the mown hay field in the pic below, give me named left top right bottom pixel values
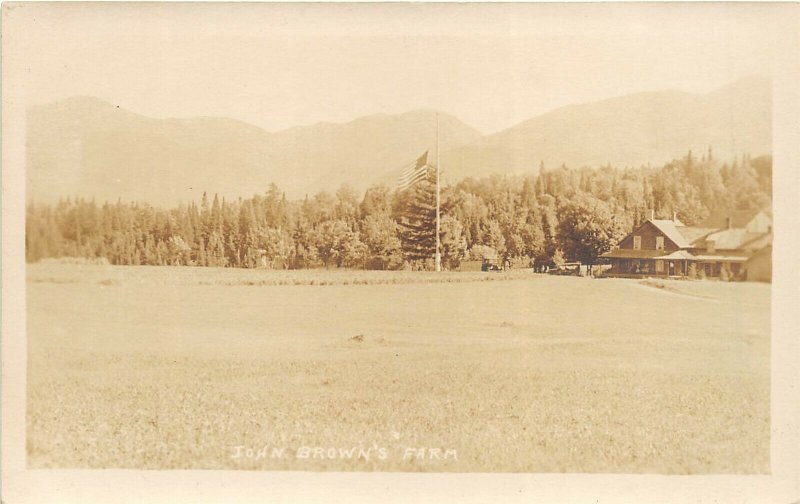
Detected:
left=26, top=264, right=770, bottom=473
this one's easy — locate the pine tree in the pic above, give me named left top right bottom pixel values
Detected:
left=23, top=151, right=772, bottom=272
left=396, top=168, right=437, bottom=264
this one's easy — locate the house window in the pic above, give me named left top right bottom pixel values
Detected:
left=633, top=236, right=641, bottom=250
left=656, top=236, right=664, bottom=250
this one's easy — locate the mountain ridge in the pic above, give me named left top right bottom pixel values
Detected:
left=27, top=76, right=771, bottom=205
left=440, top=76, right=770, bottom=178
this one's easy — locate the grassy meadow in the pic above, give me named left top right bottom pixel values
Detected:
left=26, top=264, right=770, bottom=473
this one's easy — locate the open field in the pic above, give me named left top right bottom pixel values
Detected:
left=26, top=264, right=770, bottom=473
left=28, top=261, right=536, bottom=286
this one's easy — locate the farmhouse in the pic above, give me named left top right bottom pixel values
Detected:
left=601, top=210, right=772, bottom=281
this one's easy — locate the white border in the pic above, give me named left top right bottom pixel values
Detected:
left=3, top=3, right=799, bottom=503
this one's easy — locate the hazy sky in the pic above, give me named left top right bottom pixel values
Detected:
left=7, top=2, right=787, bottom=134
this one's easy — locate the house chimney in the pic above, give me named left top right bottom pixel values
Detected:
left=726, top=216, right=732, bottom=229
left=672, top=211, right=677, bottom=222
left=650, top=209, right=655, bottom=220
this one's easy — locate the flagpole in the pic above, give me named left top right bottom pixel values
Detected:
left=435, top=113, right=441, bottom=272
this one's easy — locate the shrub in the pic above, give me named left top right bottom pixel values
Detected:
left=469, top=245, right=498, bottom=261
left=552, top=249, right=566, bottom=268
left=687, top=263, right=697, bottom=279
left=698, top=267, right=707, bottom=280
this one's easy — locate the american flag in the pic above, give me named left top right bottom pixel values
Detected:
left=396, top=151, right=430, bottom=191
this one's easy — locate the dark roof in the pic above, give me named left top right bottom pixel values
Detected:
left=699, top=209, right=766, bottom=229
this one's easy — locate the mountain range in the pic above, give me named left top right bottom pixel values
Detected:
left=26, top=76, right=771, bottom=206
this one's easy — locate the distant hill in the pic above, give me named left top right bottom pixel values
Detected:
left=441, top=76, right=771, bottom=180
left=270, top=110, right=482, bottom=196
left=27, top=77, right=771, bottom=205
left=26, top=98, right=482, bottom=205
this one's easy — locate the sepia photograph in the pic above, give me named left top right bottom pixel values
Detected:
left=2, top=1, right=800, bottom=502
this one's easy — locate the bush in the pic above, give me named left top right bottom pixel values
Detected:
left=698, top=267, right=706, bottom=280
left=552, top=249, right=566, bottom=268
left=720, top=266, right=731, bottom=282
left=687, top=263, right=697, bottom=279
left=468, top=245, right=498, bottom=261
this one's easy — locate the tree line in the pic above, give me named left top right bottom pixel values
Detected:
left=26, top=151, right=772, bottom=270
